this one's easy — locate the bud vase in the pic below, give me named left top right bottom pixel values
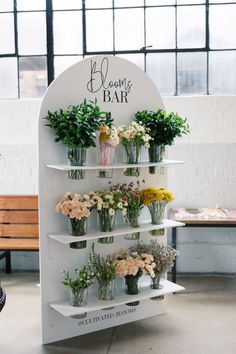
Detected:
left=125, top=207, right=141, bottom=240
left=67, top=146, right=86, bottom=180
left=125, top=274, right=141, bottom=306
left=69, top=217, right=87, bottom=249
left=97, top=209, right=116, bottom=244
left=97, top=142, right=115, bottom=178
left=98, top=279, right=115, bottom=300
left=148, top=143, right=165, bottom=174
left=123, top=141, right=141, bottom=177
left=151, top=275, right=163, bottom=290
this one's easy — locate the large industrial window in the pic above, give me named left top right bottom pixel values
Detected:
left=1, top=0, right=236, bottom=98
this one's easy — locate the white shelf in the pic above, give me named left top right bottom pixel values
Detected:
left=46, top=159, right=185, bottom=171
left=50, top=280, right=184, bottom=317
left=48, top=219, right=185, bottom=244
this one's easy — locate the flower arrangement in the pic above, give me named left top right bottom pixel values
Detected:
left=55, top=192, right=95, bottom=248
left=118, top=121, right=151, bottom=176
left=113, top=249, right=156, bottom=297
left=135, top=109, right=189, bottom=147
left=140, top=187, right=175, bottom=206
left=91, top=189, right=128, bottom=242
left=55, top=192, right=94, bottom=220
left=45, top=99, right=113, bottom=179
left=45, top=99, right=112, bottom=148
left=98, top=125, right=120, bottom=148
left=89, top=244, right=116, bottom=300
left=62, top=267, right=95, bottom=291
left=110, top=181, right=144, bottom=239
left=118, top=121, right=151, bottom=148
left=135, top=109, right=190, bottom=173
left=148, top=242, right=179, bottom=277
left=62, top=266, right=94, bottom=307
left=130, top=242, right=179, bottom=289
left=140, top=187, right=175, bottom=226
left=98, top=125, right=120, bottom=178
left=112, top=249, right=156, bottom=278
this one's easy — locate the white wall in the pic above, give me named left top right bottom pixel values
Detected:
left=0, top=96, right=236, bottom=273
left=163, top=96, right=236, bottom=274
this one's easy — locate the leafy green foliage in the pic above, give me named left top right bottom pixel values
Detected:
left=135, top=108, right=190, bottom=146
left=89, top=244, right=116, bottom=284
left=62, top=266, right=95, bottom=290
left=45, top=99, right=113, bottom=148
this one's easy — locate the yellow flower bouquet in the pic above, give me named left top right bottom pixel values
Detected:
left=140, top=187, right=175, bottom=226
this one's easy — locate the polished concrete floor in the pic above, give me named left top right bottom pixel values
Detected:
left=0, top=272, right=236, bottom=354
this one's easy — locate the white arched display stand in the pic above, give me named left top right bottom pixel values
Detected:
left=38, top=56, right=184, bottom=344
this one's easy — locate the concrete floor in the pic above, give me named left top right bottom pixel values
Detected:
left=0, top=273, right=236, bottom=354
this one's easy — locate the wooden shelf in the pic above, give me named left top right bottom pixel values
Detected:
left=48, top=219, right=185, bottom=244
left=46, top=159, right=185, bottom=171
left=50, top=280, right=184, bottom=317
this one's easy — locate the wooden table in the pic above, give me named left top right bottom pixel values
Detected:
left=169, top=208, right=236, bottom=283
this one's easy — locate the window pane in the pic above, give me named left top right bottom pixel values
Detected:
left=0, top=58, right=18, bottom=98
left=146, top=53, right=176, bottom=95
left=177, top=0, right=205, bottom=4
left=177, top=6, right=205, bottom=48
left=54, top=11, right=82, bottom=54
left=0, top=13, right=15, bottom=54
left=54, top=56, right=83, bottom=77
left=210, top=5, right=236, bottom=49
left=146, top=7, right=175, bottom=49
left=86, top=0, right=112, bottom=8
left=86, top=10, right=113, bottom=51
left=0, top=0, right=13, bottom=12
left=115, top=9, right=144, bottom=50
left=19, top=56, right=47, bottom=98
left=17, top=0, right=46, bottom=11
left=117, top=54, right=144, bottom=71
left=177, top=52, right=207, bottom=95
left=53, top=0, right=82, bottom=10
left=146, top=0, right=175, bottom=5
left=114, top=0, right=144, bottom=7
left=209, top=51, right=236, bottom=94
left=18, top=12, right=46, bottom=55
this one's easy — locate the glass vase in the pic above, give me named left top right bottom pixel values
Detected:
left=125, top=206, right=141, bottom=240
left=97, top=209, right=116, bottom=244
left=148, top=143, right=165, bottom=174
left=148, top=201, right=167, bottom=225
left=97, top=142, right=115, bottom=179
left=68, top=287, right=88, bottom=307
left=123, top=141, right=141, bottom=177
left=67, top=146, right=86, bottom=180
left=69, top=217, right=87, bottom=249
left=125, top=274, right=141, bottom=306
left=151, top=275, right=163, bottom=290
left=98, top=279, right=115, bottom=300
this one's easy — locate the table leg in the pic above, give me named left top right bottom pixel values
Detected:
left=172, top=227, right=177, bottom=284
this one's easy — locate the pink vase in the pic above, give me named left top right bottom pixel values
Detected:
left=97, top=142, right=115, bottom=178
